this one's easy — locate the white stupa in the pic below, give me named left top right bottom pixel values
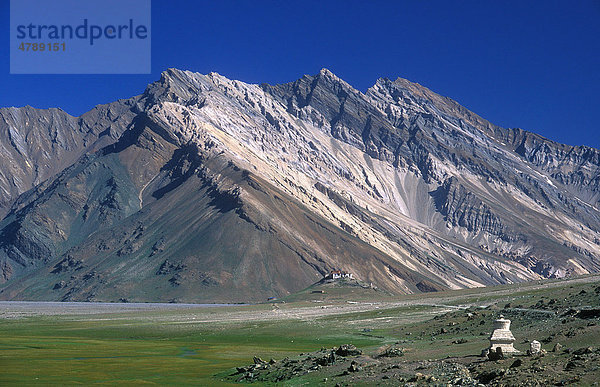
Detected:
left=488, top=315, right=519, bottom=354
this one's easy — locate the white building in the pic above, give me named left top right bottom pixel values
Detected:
left=489, top=315, right=519, bottom=354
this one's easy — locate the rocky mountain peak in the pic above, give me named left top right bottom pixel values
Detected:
left=1, top=69, right=599, bottom=303
left=316, top=67, right=350, bottom=86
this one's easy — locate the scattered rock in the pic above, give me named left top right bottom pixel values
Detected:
left=82, top=270, right=99, bottom=281
left=542, top=334, right=555, bottom=343
left=378, top=346, right=404, bottom=358
left=53, top=280, right=67, bottom=290
left=51, top=256, right=83, bottom=274
left=573, top=346, right=593, bottom=355
left=576, top=309, right=600, bottom=319
left=529, top=340, right=541, bottom=355
left=156, top=259, right=186, bottom=275
left=565, top=360, right=580, bottom=371
left=169, top=274, right=182, bottom=286
left=477, top=369, right=506, bottom=384
left=487, top=347, right=504, bottom=361
left=410, top=372, right=425, bottom=382
left=335, top=344, right=362, bottom=356
left=314, top=351, right=336, bottom=366
left=348, top=360, right=361, bottom=372
left=235, top=366, right=247, bottom=374
left=149, top=238, right=166, bottom=256
left=552, top=343, right=563, bottom=352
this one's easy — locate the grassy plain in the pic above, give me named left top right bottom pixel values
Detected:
left=1, top=275, right=599, bottom=385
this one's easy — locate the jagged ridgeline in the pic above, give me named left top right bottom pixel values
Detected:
left=0, top=69, right=599, bottom=302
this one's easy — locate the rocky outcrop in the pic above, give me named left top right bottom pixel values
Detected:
left=431, top=177, right=511, bottom=240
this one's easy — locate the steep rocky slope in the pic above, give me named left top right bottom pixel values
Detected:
left=0, top=100, right=138, bottom=219
left=0, top=69, right=598, bottom=301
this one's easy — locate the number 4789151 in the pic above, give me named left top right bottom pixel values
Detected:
left=18, top=42, right=66, bottom=52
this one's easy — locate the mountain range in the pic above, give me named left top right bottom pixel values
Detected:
left=1, top=68, right=599, bottom=302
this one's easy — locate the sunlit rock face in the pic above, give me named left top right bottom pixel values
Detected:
left=0, top=68, right=599, bottom=302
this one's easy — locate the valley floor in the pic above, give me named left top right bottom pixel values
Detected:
left=1, top=275, right=599, bottom=385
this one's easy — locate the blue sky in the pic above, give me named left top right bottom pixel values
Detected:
left=1, top=0, right=599, bottom=148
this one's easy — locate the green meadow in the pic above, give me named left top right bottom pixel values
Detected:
left=1, top=275, right=599, bottom=385
left=0, top=306, right=392, bottom=385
